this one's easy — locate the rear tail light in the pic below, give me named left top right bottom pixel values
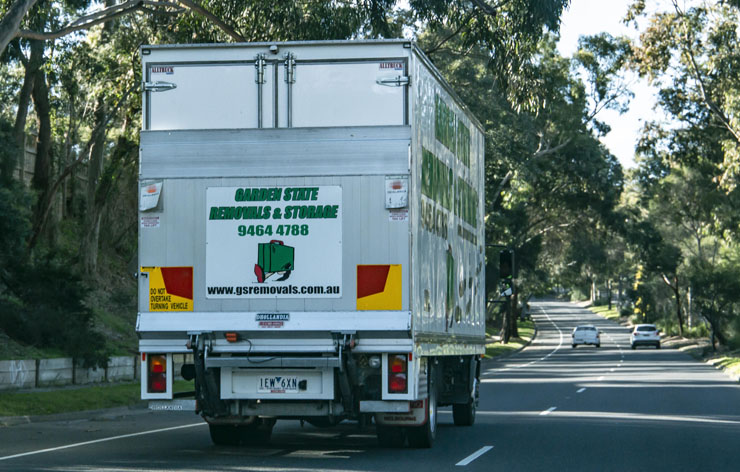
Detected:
left=388, top=354, right=408, bottom=393
left=389, top=373, right=407, bottom=393
left=148, top=354, right=167, bottom=393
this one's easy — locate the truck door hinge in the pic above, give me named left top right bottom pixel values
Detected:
left=284, top=52, right=296, bottom=84
left=143, top=81, right=177, bottom=92
left=376, top=75, right=409, bottom=87
left=255, top=53, right=267, bottom=84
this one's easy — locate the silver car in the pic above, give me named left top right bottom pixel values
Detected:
left=630, top=324, right=661, bottom=349
left=572, top=325, right=600, bottom=348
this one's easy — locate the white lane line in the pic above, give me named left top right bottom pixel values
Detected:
left=577, top=387, right=586, bottom=393
left=0, top=422, right=206, bottom=462
left=540, top=407, right=557, bottom=416
left=491, top=307, right=563, bottom=373
left=597, top=376, right=605, bottom=381
left=456, top=446, right=494, bottom=466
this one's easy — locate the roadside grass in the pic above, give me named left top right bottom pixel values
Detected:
left=706, top=352, right=740, bottom=380
left=589, top=305, right=621, bottom=321
left=0, top=380, right=193, bottom=417
left=484, top=320, right=535, bottom=359
left=0, top=333, right=67, bottom=361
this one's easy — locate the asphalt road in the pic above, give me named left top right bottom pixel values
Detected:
left=2, top=300, right=739, bottom=471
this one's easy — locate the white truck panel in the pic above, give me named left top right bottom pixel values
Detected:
left=138, top=40, right=485, bottom=377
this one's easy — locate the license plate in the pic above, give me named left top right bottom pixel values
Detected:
left=258, top=375, right=299, bottom=393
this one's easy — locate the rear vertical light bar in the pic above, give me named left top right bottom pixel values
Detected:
left=141, top=352, right=173, bottom=399
left=388, top=354, right=408, bottom=394
left=148, top=355, right=167, bottom=393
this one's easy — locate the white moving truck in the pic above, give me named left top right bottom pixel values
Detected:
left=137, top=40, right=485, bottom=448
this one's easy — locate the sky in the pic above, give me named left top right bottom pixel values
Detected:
left=557, top=0, right=658, bottom=169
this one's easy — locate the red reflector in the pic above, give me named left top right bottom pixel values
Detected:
left=389, top=373, right=407, bottom=393
left=149, top=372, right=166, bottom=393
left=225, top=332, right=238, bottom=343
left=141, top=353, right=146, bottom=362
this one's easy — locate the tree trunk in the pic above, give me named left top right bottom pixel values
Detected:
left=79, top=2, right=115, bottom=275
left=672, top=276, right=684, bottom=337
left=500, top=298, right=512, bottom=344
left=29, top=38, right=53, bottom=247
left=687, top=284, right=693, bottom=329
left=11, top=51, right=37, bottom=184
left=80, top=99, right=107, bottom=274
left=511, top=287, right=519, bottom=338
left=3, top=39, right=41, bottom=187
left=590, top=279, right=597, bottom=303
left=0, top=0, right=38, bottom=54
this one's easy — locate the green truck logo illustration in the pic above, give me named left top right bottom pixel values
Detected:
left=254, top=240, right=295, bottom=283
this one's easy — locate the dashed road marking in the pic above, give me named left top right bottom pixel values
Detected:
left=456, top=446, right=494, bottom=466
left=577, top=388, right=587, bottom=393
left=540, top=407, right=557, bottom=416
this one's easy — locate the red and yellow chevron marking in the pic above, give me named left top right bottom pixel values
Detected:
left=141, top=266, right=193, bottom=312
left=356, top=264, right=402, bottom=310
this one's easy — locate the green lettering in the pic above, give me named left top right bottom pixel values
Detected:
left=210, top=207, right=220, bottom=220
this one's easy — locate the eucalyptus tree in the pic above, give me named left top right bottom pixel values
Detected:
left=625, top=0, right=740, bottom=344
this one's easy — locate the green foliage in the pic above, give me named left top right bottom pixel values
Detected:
left=0, top=184, right=31, bottom=267
left=685, top=256, right=740, bottom=346
left=0, top=116, right=18, bottom=186
left=569, top=288, right=589, bottom=303
left=0, top=256, right=110, bottom=367
left=0, top=188, right=109, bottom=366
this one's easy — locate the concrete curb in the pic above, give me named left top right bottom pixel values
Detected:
left=0, top=402, right=149, bottom=428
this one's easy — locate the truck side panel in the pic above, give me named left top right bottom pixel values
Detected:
left=410, top=50, right=486, bottom=355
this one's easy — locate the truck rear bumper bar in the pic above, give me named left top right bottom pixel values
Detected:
left=206, top=356, right=341, bottom=369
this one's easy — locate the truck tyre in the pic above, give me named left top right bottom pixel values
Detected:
left=407, top=364, right=437, bottom=448
left=453, top=374, right=477, bottom=427
left=376, top=425, right=406, bottom=448
left=452, top=398, right=476, bottom=426
left=208, top=424, right=241, bottom=446
left=240, top=418, right=276, bottom=446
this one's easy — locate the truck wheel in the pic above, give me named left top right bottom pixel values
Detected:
left=208, top=424, right=241, bottom=446
left=453, top=374, right=478, bottom=426
left=240, top=418, right=276, bottom=446
left=407, top=364, right=437, bottom=448
left=376, top=425, right=406, bottom=448
left=452, top=399, right=476, bottom=426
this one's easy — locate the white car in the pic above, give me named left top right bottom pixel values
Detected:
left=572, top=325, right=600, bottom=348
left=630, top=324, right=661, bottom=349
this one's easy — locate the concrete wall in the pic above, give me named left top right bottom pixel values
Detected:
left=0, top=356, right=143, bottom=391
left=0, top=360, right=36, bottom=390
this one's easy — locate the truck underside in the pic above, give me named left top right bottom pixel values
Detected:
left=156, top=332, right=481, bottom=448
